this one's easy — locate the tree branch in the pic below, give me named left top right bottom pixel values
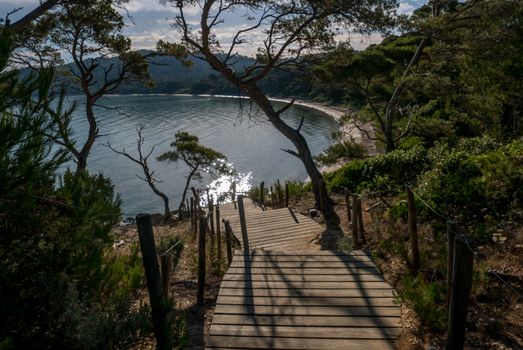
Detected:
left=6, top=0, right=59, bottom=33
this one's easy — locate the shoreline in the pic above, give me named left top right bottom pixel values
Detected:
left=105, top=93, right=347, bottom=123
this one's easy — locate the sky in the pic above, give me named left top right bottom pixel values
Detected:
left=1, top=0, right=426, bottom=56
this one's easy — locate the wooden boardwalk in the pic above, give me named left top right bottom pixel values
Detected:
left=207, top=199, right=401, bottom=349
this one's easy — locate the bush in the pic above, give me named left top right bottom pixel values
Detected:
left=326, top=145, right=429, bottom=193
left=397, top=274, right=446, bottom=331
left=412, top=137, right=523, bottom=239
left=0, top=35, right=153, bottom=348
left=315, top=140, right=366, bottom=166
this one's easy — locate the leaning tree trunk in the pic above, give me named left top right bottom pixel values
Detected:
left=197, top=51, right=341, bottom=248
left=247, top=87, right=341, bottom=237
left=75, top=98, right=98, bottom=175
left=178, top=167, right=197, bottom=215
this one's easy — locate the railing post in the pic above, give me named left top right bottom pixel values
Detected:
left=351, top=194, right=360, bottom=248
left=232, top=181, right=237, bottom=209
left=406, top=186, right=420, bottom=274
left=357, top=197, right=366, bottom=245
left=208, top=196, right=215, bottom=261
left=285, top=182, right=290, bottom=208
left=237, top=195, right=249, bottom=251
left=446, top=220, right=456, bottom=316
left=445, top=235, right=474, bottom=350
left=224, top=220, right=233, bottom=266
left=260, top=181, right=265, bottom=209
left=136, top=213, right=169, bottom=350
left=160, top=254, right=172, bottom=298
left=344, top=189, right=351, bottom=222
left=197, top=216, right=207, bottom=306
left=277, top=179, right=284, bottom=208
left=216, top=204, right=222, bottom=261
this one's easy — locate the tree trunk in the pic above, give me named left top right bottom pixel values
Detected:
left=246, top=87, right=341, bottom=236
left=178, top=167, right=197, bottom=214
left=196, top=50, right=341, bottom=247
left=75, top=98, right=98, bottom=175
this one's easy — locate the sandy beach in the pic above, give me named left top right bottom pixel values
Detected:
left=269, top=98, right=377, bottom=174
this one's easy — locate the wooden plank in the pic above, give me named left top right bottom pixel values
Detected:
left=239, top=223, right=322, bottom=236
left=209, top=325, right=402, bottom=339
left=240, top=230, right=320, bottom=244
left=214, top=304, right=401, bottom=317
left=217, top=296, right=398, bottom=307
left=206, top=336, right=396, bottom=349
left=244, top=233, right=319, bottom=247
left=225, top=267, right=382, bottom=275
left=220, top=280, right=393, bottom=290
left=223, top=273, right=385, bottom=283
left=218, top=288, right=395, bottom=298
left=233, top=250, right=368, bottom=256
left=232, top=254, right=373, bottom=263
left=211, top=314, right=400, bottom=327
left=247, top=235, right=318, bottom=248
left=233, top=216, right=318, bottom=229
left=229, top=260, right=378, bottom=269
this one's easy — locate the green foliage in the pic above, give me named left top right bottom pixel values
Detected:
left=326, top=145, right=429, bottom=193
left=414, top=138, right=523, bottom=238
left=0, top=31, right=152, bottom=349
left=158, top=131, right=232, bottom=210
left=158, top=131, right=231, bottom=180
left=315, top=140, right=366, bottom=166
left=397, top=274, right=446, bottom=330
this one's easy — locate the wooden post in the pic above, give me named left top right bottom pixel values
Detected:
left=224, top=220, right=233, bottom=266
left=216, top=205, right=222, bottom=260
left=197, top=216, right=206, bottom=306
left=357, top=197, right=367, bottom=245
left=270, top=186, right=274, bottom=208
left=285, top=182, right=290, bottom=207
left=208, top=197, right=215, bottom=261
left=446, top=220, right=456, bottom=316
left=277, top=179, right=283, bottom=208
left=319, top=180, right=324, bottom=214
left=191, top=197, right=197, bottom=236
left=190, top=197, right=194, bottom=228
left=445, top=235, right=474, bottom=350
left=351, top=194, right=359, bottom=248
left=406, top=186, right=420, bottom=274
left=344, top=189, right=352, bottom=222
left=160, top=254, right=172, bottom=298
left=136, top=214, right=169, bottom=350
left=237, top=195, right=249, bottom=251
left=232, top=181, right=237, bottom=209
left=260, top=182, right=265, bottom=209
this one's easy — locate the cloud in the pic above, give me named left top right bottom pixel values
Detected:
left=398, top=2, right=416, bottom=15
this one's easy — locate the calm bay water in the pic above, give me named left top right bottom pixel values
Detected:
left=68, top=95, right=338, bottom=216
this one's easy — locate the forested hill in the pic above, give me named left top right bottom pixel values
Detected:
left=55, top=52, right=345, bottom=102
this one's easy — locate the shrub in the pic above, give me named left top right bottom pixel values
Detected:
left=412, top=138, right=523, bottom=239
left=315, top=140, right=366, bottom=166
left=326, top=145, right=429, bottom=193
left=397, top=274, right=446, bottom=331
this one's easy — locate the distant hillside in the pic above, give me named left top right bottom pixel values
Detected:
left=55, top=52, right=347, bottom=103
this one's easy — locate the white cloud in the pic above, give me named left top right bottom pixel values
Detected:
left=398, top=2, right=416, bottom=15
